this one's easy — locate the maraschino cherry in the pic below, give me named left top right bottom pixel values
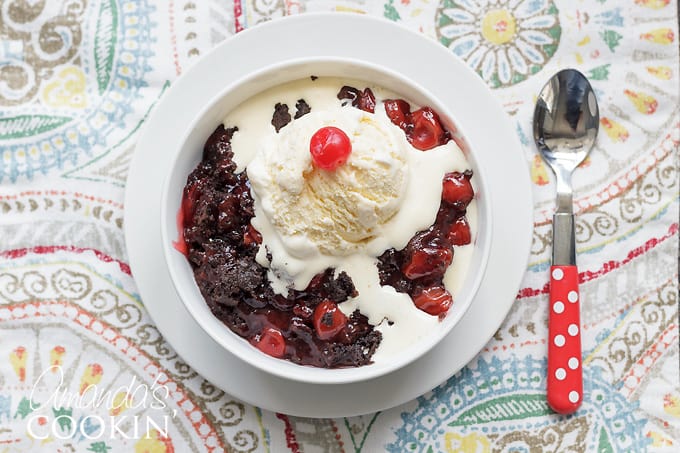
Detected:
left=310, top=126, right=352, bottom=170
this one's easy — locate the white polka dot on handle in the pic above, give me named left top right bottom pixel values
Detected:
left=568, top=391, right=580, bottom=404
left=552, top=268, right=564, bottom=280
left=568, top=291, right=579, bottom=303
left=555, top=368, right=566, bottom=380
left=568, top=357, right=579, bottom=369
left=554, top=335, right=566, bottom=347
left=568, top=324, right=579, bottom=336
left=553, top=301, right=565, bottom=314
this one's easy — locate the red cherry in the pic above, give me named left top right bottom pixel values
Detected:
left=447, top=216, right=471, bottom=246
left=310, top=126, right=352, bottom=171
left=384, top=99, right=411, bottom=129
left=442, top=171, right=474, bottom=208
left=252, top=327, right=286, bottom=358
left=173, top=207, right=189, bottom=256
left=174, top=181, right=204, bottom=255
left=305, top=273, right=326, bottom=292
left=357, top=88, right=376, bottom=113
left=337, top=86, right=376, bottom=113
left=402, top=245, right=453, bottom=279
left=180, top=181, right=201, bottom=227
left=313, top=300, right=348, bottom=340
left=413, top=286, right=453, bottom=316
left=408, top=107, right=446, bottom=151
left=243, top=223, right=262, bottom=246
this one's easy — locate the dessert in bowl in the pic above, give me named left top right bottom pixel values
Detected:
left=160, top=58, right=492, bottom=384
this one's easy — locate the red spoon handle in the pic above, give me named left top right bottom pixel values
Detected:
left=547, top=265, right=582, bottom=414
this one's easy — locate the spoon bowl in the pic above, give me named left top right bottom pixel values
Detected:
left=534, top=70, right=599, bottom=174
left=533, top=69, right=599, bottom=414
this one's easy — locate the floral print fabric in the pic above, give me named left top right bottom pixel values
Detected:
left=0, top=0, right=678, bottom=451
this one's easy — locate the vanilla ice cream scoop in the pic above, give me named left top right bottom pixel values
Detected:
left=248, top=106, right=408, bottom=256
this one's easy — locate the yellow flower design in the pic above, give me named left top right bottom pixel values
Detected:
left=135, top=429, right=174, bottom=453
left=481, top=10, right=517, bottom=45
left=41, top=66, right=88, bottom=108
left=640, top=28, right=675, bottom=44
left=646, top=66, right=672, bottom=79
left=635, top=0, right=671, bottom=8
left=624, top=89, right=658, bottom=114
left=110, top=391, right=134, bottom=416
left=79, top=363, right=104, bottom=395
left=647, top=431, right=674, bottom=447
left=9, top=346, right=27, bottom=382
left=663, top=393, right=680, bottom=417
left=600, top=117, right=630, bottom=143
left=445, top=432, right=491, bottom=453
left=49, top=345, right=66, bottom=370
left=531, top=154, right=550, bottom=186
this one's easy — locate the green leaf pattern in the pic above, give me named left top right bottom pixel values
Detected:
left=600, top=29, right=623, bottom=52
left=0, top=115, right=72, bottom=140
left=597, top=427, right=615, bottom=453
left=94, top=0, right=119, bottom=94
left=448, top=394, right=551, bottom=427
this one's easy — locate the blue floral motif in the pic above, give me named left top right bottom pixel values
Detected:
left=595, top=8, right=625, bottom=27
left=386, top=356, right=650, bottom=452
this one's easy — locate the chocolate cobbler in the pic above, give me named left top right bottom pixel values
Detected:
left=177, top=84, right=474, bottom=368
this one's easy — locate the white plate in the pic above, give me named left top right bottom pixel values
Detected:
left=124, top=13, right=533, bottom=418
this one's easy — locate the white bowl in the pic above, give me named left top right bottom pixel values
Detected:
left=160, top=57, right=492, bottom=384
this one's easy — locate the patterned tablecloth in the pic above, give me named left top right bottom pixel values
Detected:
left=1, top=0, right=678, bottom=451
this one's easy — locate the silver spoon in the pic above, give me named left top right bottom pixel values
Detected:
left=533, top=69, right=599, bottom=414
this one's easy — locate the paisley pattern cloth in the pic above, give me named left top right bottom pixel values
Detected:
left=0, top=0, right=678, bottom=451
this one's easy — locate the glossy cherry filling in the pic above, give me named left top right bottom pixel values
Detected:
left=376, top=169, right=473, bottom=319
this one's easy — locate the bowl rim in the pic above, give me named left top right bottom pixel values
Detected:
left=159, top=55, right=493, bottom=384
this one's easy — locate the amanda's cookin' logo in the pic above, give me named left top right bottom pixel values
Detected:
left=26, top=365, right=176, bottom=441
